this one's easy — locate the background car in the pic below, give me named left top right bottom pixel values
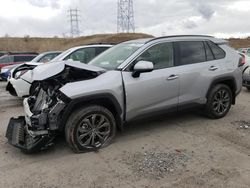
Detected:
left=238, top=48, right=250, bottom=56
left=0, top=51, right=61, bottom=80
left=0, top=54, right=37, bottom=71
left=0, top=64, right=17, bottom=80
left=6, top=44, right=112, bottom=97
left=238, top=52, right=250, bottom=72
left=243, top=66, right=250, bottom=90
left=0, top=51, right=7, bottom=57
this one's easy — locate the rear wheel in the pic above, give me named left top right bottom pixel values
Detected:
left=65, top=105, right=116, bottom=153
left=247, top=87, right=250, bottom=91
left=205, top=84, right=232, bottom=119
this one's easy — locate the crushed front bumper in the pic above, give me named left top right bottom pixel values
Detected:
left=6, top=93, right=66, bottom=153
left=5, top=117, right=53, bottom=153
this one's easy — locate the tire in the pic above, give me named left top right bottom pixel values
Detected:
left=205, top=84, right=232, bottom=119
left=65, top=105, right=116, bottom=153
left=247, top=87, right=250, bottom=91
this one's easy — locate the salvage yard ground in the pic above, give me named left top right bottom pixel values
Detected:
left=0, top=81, right=250, bottom=188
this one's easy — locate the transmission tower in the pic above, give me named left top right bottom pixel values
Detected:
left=117, top=0, right=135, bottom=33
left=68, top=8, right=80, bottom=37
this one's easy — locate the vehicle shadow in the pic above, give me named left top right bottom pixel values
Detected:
left=116, top=110, right=208, bottom=143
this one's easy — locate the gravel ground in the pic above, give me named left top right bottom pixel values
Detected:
left=0, top=81, right=250, bottom=188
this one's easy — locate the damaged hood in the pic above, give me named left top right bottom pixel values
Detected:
left=32, top=60, right=106, bottom=81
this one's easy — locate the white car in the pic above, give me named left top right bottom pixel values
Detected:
left=6, top=45, right=112, bottom=97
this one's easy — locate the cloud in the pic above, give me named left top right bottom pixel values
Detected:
left=0, top=0, right=250, bottom=38
left=27, top=0, right=61, bottom=9
left=191, top=1, right=215, bottom=20
left=183, top=20, right=198, bottom=29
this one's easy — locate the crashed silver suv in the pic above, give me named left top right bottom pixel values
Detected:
left=6, top=36, right=243, bottom=153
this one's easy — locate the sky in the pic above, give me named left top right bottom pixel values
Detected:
left=0, top=0, right=250, bottom=38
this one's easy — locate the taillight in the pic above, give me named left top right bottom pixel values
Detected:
left=238, top=55, right=246, bottom=67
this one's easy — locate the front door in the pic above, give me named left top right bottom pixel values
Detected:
left=122, top=42, right=179, bottom=121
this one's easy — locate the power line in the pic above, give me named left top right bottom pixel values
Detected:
left=117, top=0, right=135, bottom=33
left=68, top=8, right=80, bottom=38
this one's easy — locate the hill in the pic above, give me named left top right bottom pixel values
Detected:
left=0, top=33, right=250, bottom=53
left=0, top=33, right=153, bottom=53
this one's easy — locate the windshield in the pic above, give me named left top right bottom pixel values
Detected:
left=50, top=48, right=73, bottom=62
left=31, top=53, right=45, bottom=62
left=88, top=43, right=143, bottom=70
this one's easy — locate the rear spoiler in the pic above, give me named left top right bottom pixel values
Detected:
left=211, top=38, right=229, bottom=45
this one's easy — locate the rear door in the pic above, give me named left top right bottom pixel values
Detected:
left=174, top=40, right=225, bottom=108
left=122, top=42, right=179, bottom=121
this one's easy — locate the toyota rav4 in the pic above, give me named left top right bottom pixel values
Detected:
left=6, top=36, right=243, bottom=153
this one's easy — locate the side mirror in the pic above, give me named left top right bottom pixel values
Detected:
left=132, top=61, right=154, bottom=78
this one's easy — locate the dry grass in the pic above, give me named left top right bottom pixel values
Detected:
left=0, top=33, right=250, bottom=53
left=228, top=37, right=250, bottom=49
left=0, top=33, right=153, bottom=53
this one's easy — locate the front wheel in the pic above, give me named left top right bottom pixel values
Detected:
left=65, top=105, right=116, bottom=153
left=205, top=84, right=232, bottom=119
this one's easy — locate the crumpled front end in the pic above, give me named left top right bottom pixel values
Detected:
left=6, top=62, right=104, bottom=153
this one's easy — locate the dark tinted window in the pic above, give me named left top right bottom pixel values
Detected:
left=64, top=48, right=96, bottom=63
left=134, top=42, right=174, bottom=70
left=14, top=55, right=36, bottom=62
left=207, top=41, right=225, bottom=59
left=178, top=41, right=206, bottom=65
left=96, top=47, right=110, bottom=56
left=204, top=41, right=214, bottom=61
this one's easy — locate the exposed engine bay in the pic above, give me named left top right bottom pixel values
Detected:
left=6, top=62, right=105, bottom=153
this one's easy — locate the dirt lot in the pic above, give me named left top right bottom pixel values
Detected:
left=0, top=81, right=250, bottom=188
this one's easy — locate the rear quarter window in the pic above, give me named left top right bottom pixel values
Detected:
left=207, top=41, right=226, bottom=59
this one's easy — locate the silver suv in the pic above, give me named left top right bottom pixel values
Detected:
left=6, top=35, right=243, bottom=153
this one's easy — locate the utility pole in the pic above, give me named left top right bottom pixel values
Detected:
left=117, top=0, right=135, bottom=33
left=68, top=8, right=80, bottom=38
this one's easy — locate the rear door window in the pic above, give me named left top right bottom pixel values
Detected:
left=207, top=41, right=226, bottom=59
left=177, top=41, right=206, bottom=65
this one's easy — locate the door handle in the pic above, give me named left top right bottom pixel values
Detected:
left=209, top=66, right=219, bottom=71
left=167, top=74, right=179, bottom=81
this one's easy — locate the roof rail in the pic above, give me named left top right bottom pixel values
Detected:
left=6, top=52, right=38, bottom=55
left=86, top=43, right=116, bottom=45
left=146, top=35, right=214, bottom=43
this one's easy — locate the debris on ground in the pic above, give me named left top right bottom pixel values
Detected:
left=232, top=121, right=250, bottom=130
left=123, top=149, right=189, bottom=179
